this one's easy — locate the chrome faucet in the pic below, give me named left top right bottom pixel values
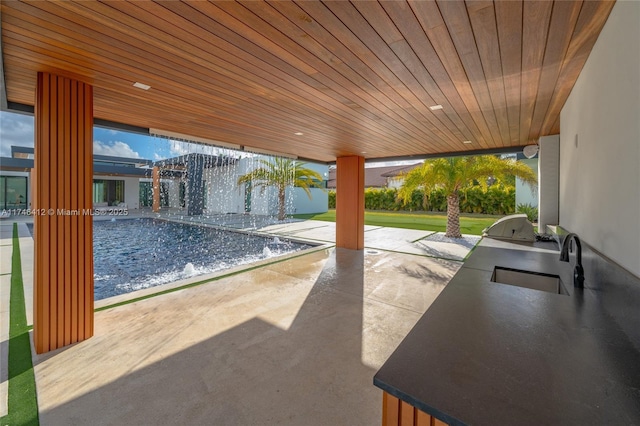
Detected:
left=559, top=233, right=585, bottom=288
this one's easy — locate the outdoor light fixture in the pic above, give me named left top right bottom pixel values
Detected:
left=133, top=82, right=151, bottom=90
left=243, top=146, right=298, bottom=159
left=294, top=132, right=304, bottom=136
left=429, top=105, right=444, bottom=111
left=149, top=128, right=242, bottom=150
left=523, top=144, right=539, bottom=159
left=463, top=140, right=473, bottom=144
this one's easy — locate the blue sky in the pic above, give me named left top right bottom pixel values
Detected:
left=0, top=110, right=236, bottom=161
left=0, top=110, right=420, bottom=167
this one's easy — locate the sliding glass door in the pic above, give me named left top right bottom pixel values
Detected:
left=0, top=176, right=28, bottom=209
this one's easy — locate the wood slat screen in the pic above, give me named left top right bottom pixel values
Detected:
left=382, top=392, right=448, bottom=426
left=34, top=72, right=94, bottom=354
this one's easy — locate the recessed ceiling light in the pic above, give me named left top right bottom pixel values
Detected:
left=463, top=140, right=473, bottom=144
left=294, top=132, right=304, bottom=136
left=133, top=82, right=151, bottom=90
left=429, top=104, right=443, bottom=111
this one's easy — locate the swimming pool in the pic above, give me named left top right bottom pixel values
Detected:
left=88, top=218, right=313, bottom=300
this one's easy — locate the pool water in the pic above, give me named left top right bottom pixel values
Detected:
left=86, top=218, right=311, bottom=300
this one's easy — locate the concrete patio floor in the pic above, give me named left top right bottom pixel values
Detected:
left=1, top=214, right=478, bottom=425
left=31, top=248, right=461, bottom=425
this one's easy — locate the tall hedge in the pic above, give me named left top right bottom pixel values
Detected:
left=328, top=186, right=516, bottom=215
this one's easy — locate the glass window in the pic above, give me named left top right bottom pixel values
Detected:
left=0, top=177, right=6, bottom=208
left=93, top=179, right=124, bottom=205
left=160, top=182, right=169, bottom=207
left=93, top=181, right=106, bottom=204
left=0, top=176, right=28, bottom=209
left=139, top=182, right=153, bottom=207
left=94, top=161, right=135, bottom=168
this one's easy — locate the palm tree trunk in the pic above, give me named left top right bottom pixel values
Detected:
left=422, top=190, right=429, bottom=211
left=278, top=187, right=286, bottom=221
left=446, top=193, right=462, bottom=238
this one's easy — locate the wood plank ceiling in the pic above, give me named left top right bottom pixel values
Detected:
left=1, top=0, right=615, bottom=163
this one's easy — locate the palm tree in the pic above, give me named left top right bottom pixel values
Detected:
left=397, top=155, right=537, bottom=238
left=237, top=157, right=324, bottom=221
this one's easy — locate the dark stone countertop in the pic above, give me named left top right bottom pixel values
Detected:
left=374, top=237, right=640, bottom=426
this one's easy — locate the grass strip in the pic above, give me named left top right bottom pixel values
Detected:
left=293, top=210, right=500, bottom=235
left=96, top=244, right=333, bottom=312
left=0, top=223, right=39, bottom=426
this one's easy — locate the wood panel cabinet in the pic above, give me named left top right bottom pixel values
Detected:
left=382, top=392, right=448, bottom=426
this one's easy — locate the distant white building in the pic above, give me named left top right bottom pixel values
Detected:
left=327, top=163, right=421, bottom=189
left=0, top=147, right=328, bottom=216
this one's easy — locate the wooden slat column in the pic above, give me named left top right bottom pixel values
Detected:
left=152, top=166, right=160, bottom=212
left=34, top=72, right=94, bottom=354
left=336, top=156, right=364, bottom=250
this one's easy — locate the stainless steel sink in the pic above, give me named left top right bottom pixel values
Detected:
left=491, top=267, right=568, bottom=295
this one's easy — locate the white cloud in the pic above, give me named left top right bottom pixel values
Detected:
left=0, top=111, right=35, bottom=157
left=169, top=139, right=213, bottom=156
left=93, top=140, right=141, bottom=158
left=168, top=139, right=239, bottom=158
left=365, top=160, right=423, bottom=168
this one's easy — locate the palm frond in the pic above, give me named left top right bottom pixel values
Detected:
left=398, top=155, right=537, bottom=204
left=237, top=158, right=325, bottom=199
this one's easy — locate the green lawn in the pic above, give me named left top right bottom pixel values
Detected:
left=1, top=223, right=39, bottom=426
left=292, top=210, right=502, bottom=235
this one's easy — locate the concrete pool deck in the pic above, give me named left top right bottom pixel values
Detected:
left=1, top=215, right=481, bottom=424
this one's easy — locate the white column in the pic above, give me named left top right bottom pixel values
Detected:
left=538, top=134, right=560, bottom=233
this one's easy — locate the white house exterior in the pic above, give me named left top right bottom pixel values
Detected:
left=1, top=148, right=328, bottom=216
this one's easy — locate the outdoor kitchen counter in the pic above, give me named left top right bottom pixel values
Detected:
left=374, top=237, right=640, bottom=425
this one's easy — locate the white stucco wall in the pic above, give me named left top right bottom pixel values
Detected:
left=204, top=157, right=328, bottom=215
left=387, top=177, right=403, bottom=189
left=287, top=187, right=328, bottom=214
left=204, top=163, right=245, bottom=214
left=120, top=177, right=141, bottom=209
left=538, top=136, right=560, bottom=231
left=559, top=0, right=640, bottom=277
left=251, top=186, right=278, bottom=215
left=515, top=158, right=538, bottom=208
left=289, top=161, right=328, bottom=214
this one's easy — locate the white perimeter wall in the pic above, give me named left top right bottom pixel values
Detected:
left=559, top=0, right=640, bottom=277
left=287, top=187, right=328, bottom=214
left=204, top=163, right=245, bottom=214
left=204, top=157, right=328, bottom=215
left=515, top=158, right=538, bottom=208
left=288, top=161, right=328, bottom=214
